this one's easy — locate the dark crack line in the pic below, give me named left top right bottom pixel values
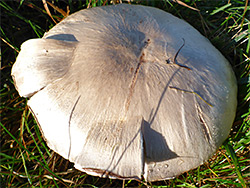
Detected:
left=95, top=120, right=142, bottom=180
left=68, top=95, right=81, bottom=159
left=173, top=38, right=185, bottom=65
left=125, top=39, right=150, bottom=112
left=166, top=38, right=191, bottom=70
left=125, top=53, right=144, bottom=111
left=197, top=105, right=212, bottom=143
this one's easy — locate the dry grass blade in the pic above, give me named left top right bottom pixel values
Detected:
left=42, top=0, right=57, bottom=24
left=46, top=1, right=69, bottom=18
left=169, top=86, right=213, bottom=107
left=1, top=37, right=19, bottom=53
left=173, top=0, right=199, bottom=11
left=241, top=0, right=249, bottom=27
left=194, top=3, right=211, bottom=37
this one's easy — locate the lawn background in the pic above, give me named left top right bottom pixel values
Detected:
left=1, top=0, right=249, bottom=187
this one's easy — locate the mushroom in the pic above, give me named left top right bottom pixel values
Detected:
left=11, top=4, right=237, bottom=182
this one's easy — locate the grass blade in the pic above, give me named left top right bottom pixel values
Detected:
left=20, top=149, right=32, bottom=185
left=210, top=3, right=232, bottom=15
left=224, top=142, right=247, bottom=188
left=0, top=122, right=64, bottom=184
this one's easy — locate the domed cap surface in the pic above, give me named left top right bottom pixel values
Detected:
left=11, top=4, right=237, bottom=181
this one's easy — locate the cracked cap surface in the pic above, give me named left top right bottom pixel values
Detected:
left=11, top=4, right=237, bottom=181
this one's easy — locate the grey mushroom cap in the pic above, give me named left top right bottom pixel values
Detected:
left=11, top=4, right=237, bottom=182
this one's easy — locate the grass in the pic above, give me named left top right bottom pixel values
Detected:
left=1, top=0, right=249, bottom=187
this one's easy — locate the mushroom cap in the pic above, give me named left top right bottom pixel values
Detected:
left=11, top=4, right=237, bottom=182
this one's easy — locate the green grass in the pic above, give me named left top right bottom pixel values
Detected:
left=1, top=0, right=249, bottom=187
